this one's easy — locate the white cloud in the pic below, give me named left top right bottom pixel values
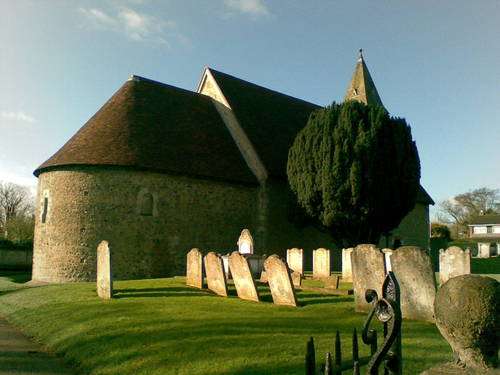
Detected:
left=0, top=111, right=35, bottom=124
left=78, top=6, right=176, bottom=44
left=224, top=0, right=270, bottom=17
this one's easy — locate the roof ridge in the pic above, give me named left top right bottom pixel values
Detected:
left=207, top=67, right=321, bottom=108
left=127, top=74, right=200, bottom=97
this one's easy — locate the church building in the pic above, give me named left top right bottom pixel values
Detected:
left=32, top=52, right=433, bottom=282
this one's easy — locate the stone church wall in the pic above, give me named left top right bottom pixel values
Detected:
left=379, top=203, right=430, bottom=250
left=33, top=166, right=258, bottom=282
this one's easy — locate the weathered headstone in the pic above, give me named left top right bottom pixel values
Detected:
left=291, top=271, right=302, bottom=287
left=477, top=242, right=491, bottom=258
left=313, top=248, right=330, bottom=279
left=186, top=248, right=204, bottom=288
left=286, top=248, right=304, bottom=275
left=221, top=253, right=231, bottom=279
left=264, top=255, right=298, bottom=307
left=97, top=240, right=113, bottom=299
left=351, top=244, right=386, bottom=312
left=246, top=254, right=265, bottom=276
left=439, top=246, right=471, bottom=285
left=204, top=252, right=228, bottom=297
left=228, top=251, right=259, bottom=302
left=341, top=248, right=353, bottom=282
left=422, top=275, right=499, bottom=374
left=237, top=228, right=253, bottom=255
left=381, top=248, right=393, bottom=272
left=259, top=270, right=268, bottom=283
left=324, top=275, right=340, bottom=289
left=391, top=246, right=436, bottom=322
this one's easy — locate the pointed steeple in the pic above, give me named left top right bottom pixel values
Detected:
left=344, top=49, right=384, bottom=108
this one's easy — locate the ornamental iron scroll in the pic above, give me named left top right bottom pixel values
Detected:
left=362, top=271, right=402, bottom=375
left=305, top=272, right=402, bottom=375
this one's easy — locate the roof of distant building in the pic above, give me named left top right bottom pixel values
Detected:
left=468, top=214, right=500, bottom=225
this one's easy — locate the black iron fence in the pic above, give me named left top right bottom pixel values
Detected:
left=306, top=272, right=402, bottom=375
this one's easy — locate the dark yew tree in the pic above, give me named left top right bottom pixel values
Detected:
left=287, top=100, right=420, bottom=247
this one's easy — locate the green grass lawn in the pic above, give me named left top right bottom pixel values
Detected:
left=0, top=272, right=451, bottom=375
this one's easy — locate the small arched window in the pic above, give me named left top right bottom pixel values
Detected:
left=140, top=193, right=154, bottom=216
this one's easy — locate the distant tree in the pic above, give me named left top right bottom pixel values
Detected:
left=431, top=222, right=451, bottom=241
left=437, top=187, right=499, bottom=237
left=287, top=101, right=420, bottom=247
left=0, top=181, right=34, bottom=239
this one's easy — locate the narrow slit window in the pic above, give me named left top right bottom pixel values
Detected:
left=41, top=197, right=48, bottom=223
left=140, top=193, right=154, bottom=216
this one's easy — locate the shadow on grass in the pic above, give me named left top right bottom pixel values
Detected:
left=300, top=297, right=352, bottom=306
left=0, top=270, right=32, bottom=284
left=114, top=286, right=212, bottom=299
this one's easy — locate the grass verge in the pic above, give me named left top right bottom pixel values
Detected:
left=0, top=274, right=450, bottom=375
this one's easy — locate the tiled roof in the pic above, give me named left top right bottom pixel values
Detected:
left=34, top=76, right=258, bottom=184
left=209, top=68, right=321, bottom=178
left=469, top=214, right=500, bottom=225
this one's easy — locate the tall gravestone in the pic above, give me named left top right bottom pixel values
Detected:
left=382, top=248, right=393, bottom=272
left=341, top=248, right=353, bottom=282
left=313, top=248, right=331, bottom=279
left=237, top=228, right=254, bottom=255
left=351, top=244, right=386, bottom=312
left=391, top=246, right=436, bottom=322
left=96, top=240, right=113, bottom=299
left=204, top=252, right=228, bottom=297
left=228, top=251, right=259, bottom=302
left=439, top=246, right=471, bottom=285
left=286, top=248, right=304, bottom=275
left=264, top=255, right=298, bottom=307
left=186, top=248, right=204, bottom=288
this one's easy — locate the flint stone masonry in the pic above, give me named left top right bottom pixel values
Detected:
left=186, top=248, right=204, bottom=288
left=391, top=246, right=436, bottom=322
left=351, top=244, right=386, bottom=312
left=313, top=248, right=331, bottom=279
left=439, top=247, right=471, bottom=285
left=96, top=240, right=113, bottom=299
left=204, top=252, right=228, bottom=297
left=341, top=248, right=353, bottom=282
left=422, top=275, right=499, bottom=374
left=264, top=255, right=298, bottom=307
left=32, top=167, right=336, bottom=283
left=228, top=251, right=259, bottom=302
left=286, top=248, right=303, bottom=275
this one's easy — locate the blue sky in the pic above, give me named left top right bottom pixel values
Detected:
left=1, top=0, right=499, bottom=213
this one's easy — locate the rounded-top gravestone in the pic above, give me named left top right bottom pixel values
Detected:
left=422, top=274, right=499, bottom=374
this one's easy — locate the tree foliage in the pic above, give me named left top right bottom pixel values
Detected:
left=0, top=181, right=34, bottom=241
left=287, top=101, right=420, bottom=247
left=431, top=222, right=451, bottom=241
left=437, top=187, right=499, bottom=237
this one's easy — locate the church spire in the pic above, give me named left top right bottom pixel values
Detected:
left=344, top=49, right=384, bottom=108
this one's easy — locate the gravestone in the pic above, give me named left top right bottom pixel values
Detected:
left=313, top=248, right=330, bottom=279
left=324, top=275, right=340, bottom=289
left=477, top=242, right=491, bottom=258
left=439, top=246, right=471, bottom=285
left=186, top=248, right=204, bottom=288
left=351, top=244, right=386, bottom=312
left=291, top=271, right=302, bottom=287
left=237, top=228, right=253, bottom=255
left=391, top=246, right=436, bottom=322
left=228, top=251, right=259, bottom=302
left=422, top=275, right=499, bottom=374
left=96, top=240, right=113, bottom=299
left=221, top=253, right=231, bottom=279
left=341, top=248, right=353, bottom=282
left=286, top=248, right=304, bottom=275
left=204, top=252, right=228, bottom=297
left=246, top=254, right=265, bottom=276
left=259, top=270, right=268, bottom=283
left=264, top=255, right=298, bottom=307
left=382, top=248, right=393, bottom=272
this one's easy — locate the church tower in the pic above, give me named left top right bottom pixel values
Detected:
left=344, top=49, right=384, bottom=108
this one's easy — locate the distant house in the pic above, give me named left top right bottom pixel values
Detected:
left=468, top=214, right=500, bottom=257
